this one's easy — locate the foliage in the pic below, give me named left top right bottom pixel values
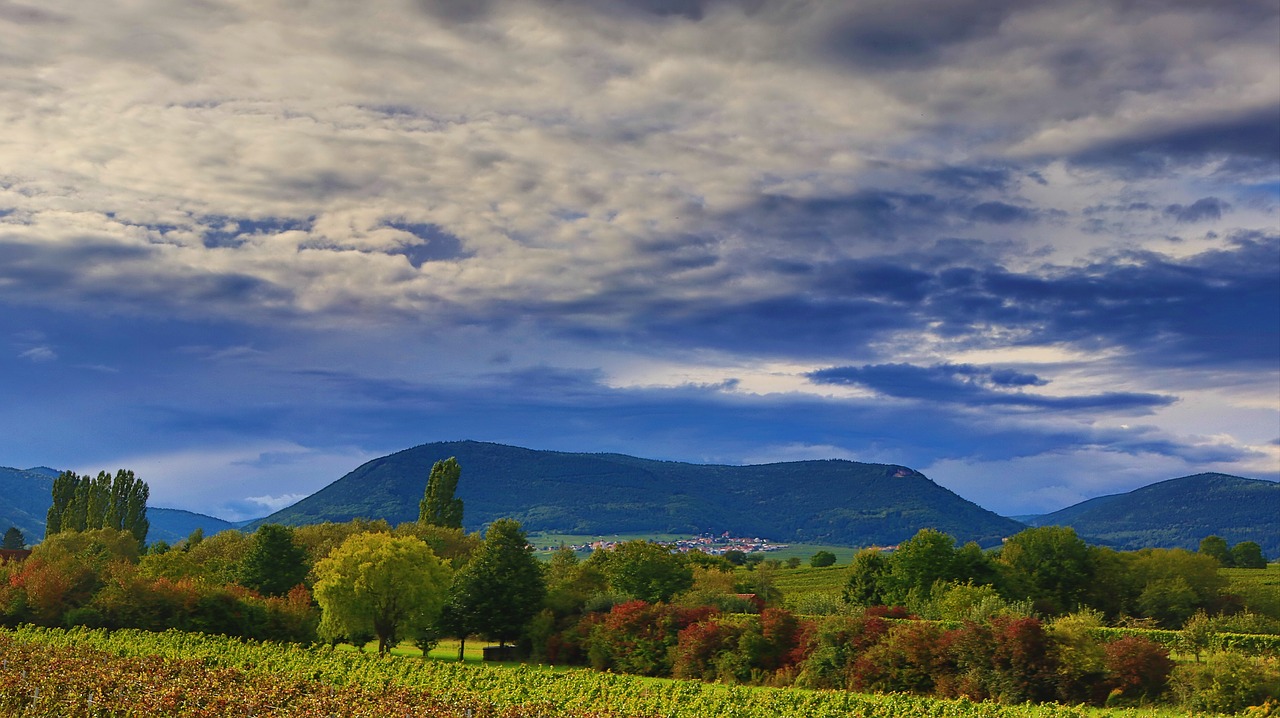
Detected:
left=998, top=526, right=1094, bottom=615
left=2, top=525, right=25, bottom=550
left=419, top=457, right=464, bottom=529
left=445, top=518, right=545, bottom=646
left=238, top=523, right=309, bottom=597
left=1171, top=651, right=1280, bottom=714
left=1102, top=636, right=1173, bottom=704
left=588, top=540, right=693, bottom=604
left=45, top=469, right=149, bottom=544
left=1233, top=541, right=1269, bottom=569
left=810, top=550, right=837, bottom=568
left=314, top=532, right=452, bottom=653
left=5, top=624, right=1230, bottom=718
left=1201, top=535, right=1234, bottom=566
left=844, top=549, right=889, bottom=606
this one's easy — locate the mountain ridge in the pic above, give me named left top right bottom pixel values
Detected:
left=1024, top=472, right=1280, bottom=558
left=249, top=440, right=1025, bottom=547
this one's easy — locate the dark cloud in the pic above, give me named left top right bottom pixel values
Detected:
left=808, top=362, right=1173, bottom=413
left=1164, top=197, right=1229, bottom=223
left=926, top=166, right=1014, bottom=192
left=411, top=0, right=493, bottom=23
left=970, top=201, right=1036, bottom=224
left=1071, top=105, right=1280, bottom=175
left=822, top=0, right=1019, bottom=70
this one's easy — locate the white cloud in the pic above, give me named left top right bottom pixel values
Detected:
left=18, top=346, right=56, bottom=362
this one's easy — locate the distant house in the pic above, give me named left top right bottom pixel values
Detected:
left=0, top=549, right=31, bottom=563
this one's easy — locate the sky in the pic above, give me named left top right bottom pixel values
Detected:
left=1, top=0, right=1277, bottom=522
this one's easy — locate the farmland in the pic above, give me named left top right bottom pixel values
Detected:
left=0, top=626, right=1240, bottom=718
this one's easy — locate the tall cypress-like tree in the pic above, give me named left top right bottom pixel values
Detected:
left=44, top=469, right=149, bottom=544
left=45, top=470, right=79, bottom=538
left=418, top=457, right=464, bottom=529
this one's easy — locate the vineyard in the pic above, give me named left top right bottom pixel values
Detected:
left=0, top=625, right=1240, bottom=718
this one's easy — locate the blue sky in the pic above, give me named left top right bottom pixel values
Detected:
left=1, top=0, right=1277, bottom=521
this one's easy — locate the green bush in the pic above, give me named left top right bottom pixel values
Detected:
left=1171, top=652, right=1280, bottom=713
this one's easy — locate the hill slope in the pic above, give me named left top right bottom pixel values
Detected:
left=253, top=440, right=1025, bottom=547
left=1026, top=473, right=1280, bottom=558
left=0, top=466, right=238, bottom=546
left=0, top=467, right=57, bottom=544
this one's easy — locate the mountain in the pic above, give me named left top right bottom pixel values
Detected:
left=146, top=508, right=238, bottom=546
left=0, top=466, right=57, bottom=545
left=0, top=466, right=238, bottom=546
left=1024, top=473, right=1280, bottom=558
left=251, top=440, right=1025, bottom=547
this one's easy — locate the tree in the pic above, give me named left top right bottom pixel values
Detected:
left=1199, top=535, right=1233, bottom=567
left=589, top=540, right=693, bottom=604
left=44, top=469, right=149, bottom=544
left=314, top=532, right=451, bottom=654
left=444, top=519, right=545, bottom=649
left=45, top=470, right=78, bottom=538
left=240, top=524, right=309, bottom=597
left=844, top=549, right=890, bottom=606
left=884, top=528, right=958, bottom=606
left=2, top=526, right=25, bottom=550
left=419, top=457, right=464, bottom=529
left=810, top=550, right=837, bottom=568
left=998, top=526, right=1094, bottom=614
left=1230, top=541, right=1267, bottom=569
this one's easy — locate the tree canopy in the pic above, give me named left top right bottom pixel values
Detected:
left=239, top=524, right=309, bottom=597
left=589, top=540, right=693, bottom=604
left=444, top=518, right=545, bottom=646
left=2, top=526, right=24, bottom=550
left=419, top=457, right=464, bottom=529
left=314, top=532, right=452, bottom=654
left=45, top=469, right=149, bottom=544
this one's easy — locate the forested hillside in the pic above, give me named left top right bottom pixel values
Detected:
left=1025, top=473, right=1280, bottom=558
left=253, top=441, right=1024, bottom=547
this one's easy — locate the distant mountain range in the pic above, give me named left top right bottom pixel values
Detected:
left=4, top=445, right=1276, bottom=557
left=1021, top=473, right=1280, bottom=558
left=250, top=441, right=1024, bottom=548
left=0, top=466, right=236, bottom=547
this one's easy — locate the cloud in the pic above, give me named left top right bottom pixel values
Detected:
left=1165, top=197, right=1230, bottom=223
left=18, top=346, right=56, bottom=362
left=808, top=362, right=1173, bottom=413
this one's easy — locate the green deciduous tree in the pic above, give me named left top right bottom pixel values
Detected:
left=998, top=526, right=1094, bottom=615
left=314, top=532, right=452, bottom=654
left=589, top=540, right=693, bottom=604
left=810, top=550, right=837, bottom=568
left=2, top=526, right=24, bottom=550
left=240, top=524, right=309, bottom=597
left=444, top=518, right=545, bottom=648
left=1199, top=535, right=1233, bottom=567
left=844, top=549, right=890, bottom=606
left=884, top=528, right=958, bottom=606
left=419, top=457, right=464, bottom=529
left=1230, top=541, right=1267, bottom=569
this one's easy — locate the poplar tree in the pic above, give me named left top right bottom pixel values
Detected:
left=418, top=457, right=464, bottom=529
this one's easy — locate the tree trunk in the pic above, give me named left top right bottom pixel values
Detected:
left=457, top=635, right=466, bottom=661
